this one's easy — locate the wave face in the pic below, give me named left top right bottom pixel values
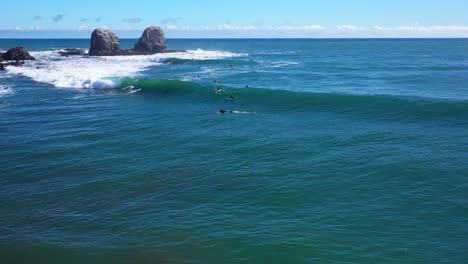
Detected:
left=118, top=77, right=468, bottom=120
left=5, top=49, right=246, bottom=89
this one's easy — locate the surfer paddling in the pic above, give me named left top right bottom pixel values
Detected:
left=218, top=109, right=233, bottom=114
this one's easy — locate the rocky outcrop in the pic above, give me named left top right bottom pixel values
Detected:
left=1, top=47, right=35, bottom=61
left=0, top=61, right=24, bottom=71
left=133, top=26, right=167, bottom=53
left=0, top=47, right=33, bottom=71
left=87, top=26, right=177, bottom=56
left=89, top=28, right=121, bottom=56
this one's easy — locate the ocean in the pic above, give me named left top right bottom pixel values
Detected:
left=0, top=39, right=467, bottom=263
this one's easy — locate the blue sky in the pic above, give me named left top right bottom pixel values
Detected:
left=1, top=0, right=468, bottom=38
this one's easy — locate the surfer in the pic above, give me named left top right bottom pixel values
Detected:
left=227, top=95, right=235, bottom=100
left=215, top=87, right=223, bottom=93
left=218, top=109, right=233, bottom=114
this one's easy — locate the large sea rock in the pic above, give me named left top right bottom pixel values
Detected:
left=133, top=26, right=167, bottom=53
left=89, top=28, right=121, bottom=56
left=1, top=47, right=35, bottom=61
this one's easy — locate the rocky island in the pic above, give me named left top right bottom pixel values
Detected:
left=58, top=26, right=183, bottom=57
left=0, top=47, right=36, bottom=70
left=88, top=26, right=182, bottom=56
left=0, top=26, right=182, bottom=70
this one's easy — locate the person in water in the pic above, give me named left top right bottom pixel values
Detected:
left=227, top=95, right=235, bottom=100
left=218, top=109, right=233, bottom=114
left=215, top=87, right=223, bottom=93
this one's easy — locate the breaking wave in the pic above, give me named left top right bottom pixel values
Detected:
left=5, top=49, right=246, bottom=89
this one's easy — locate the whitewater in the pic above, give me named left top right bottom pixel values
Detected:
left=5, top=48, right=246, bottom=89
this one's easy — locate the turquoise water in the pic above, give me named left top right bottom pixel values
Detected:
left=1, top=39, right=467, bottom=263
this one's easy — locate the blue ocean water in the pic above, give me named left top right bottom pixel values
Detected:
left=0, top=39, right=467, bottom=263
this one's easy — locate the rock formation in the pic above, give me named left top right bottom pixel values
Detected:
left=1, top=47, right=35, bottom=61
left=87, top=26, right=178, bottom=56
left=133, top=26, right=167, bottom=53
left=0, top=61, right=24, bottom=71
left=89, top=28, right=121, bottom=56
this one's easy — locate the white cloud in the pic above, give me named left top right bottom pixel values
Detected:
left=371, top=25, right=468, bottom=32
left=2, top=23, right=468, bottom=38
left=368, top=25, right=468, bottom=37
left=277, top=25, right=325, bottom=31
left=0, top=26, right=41, bottom=31
left=78, top=24, right=91, bottom=32
left=165, top=24, right=178, bottom=30
left=371, top=25, right=386, bottom=31
left=214, top=24, right=325, bottom=32
left=337, top=25, right=361, bottom=32
left=434, top=25, right=468, bottom=31
left=216, top=24, right=258, bottom=31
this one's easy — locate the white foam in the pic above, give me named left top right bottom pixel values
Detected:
left=255, top=50, right=298, bottom=55
left=5, top=49, right=246, bottom=89
left=0, top=85, right=14, bottom=97
left=268, top=61, right=299, bottom=68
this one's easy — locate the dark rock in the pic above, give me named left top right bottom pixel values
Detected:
left=0, top=61, right=24, bottom=71
left=133, top=26, right=167, bottom=53
left=89, top=28, right=121, bottom=56
left=59, top=48, right=87, bottom=57
left=87, top=26, right=181, bottom=56
left=1, top=47, right=35, bottom=61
